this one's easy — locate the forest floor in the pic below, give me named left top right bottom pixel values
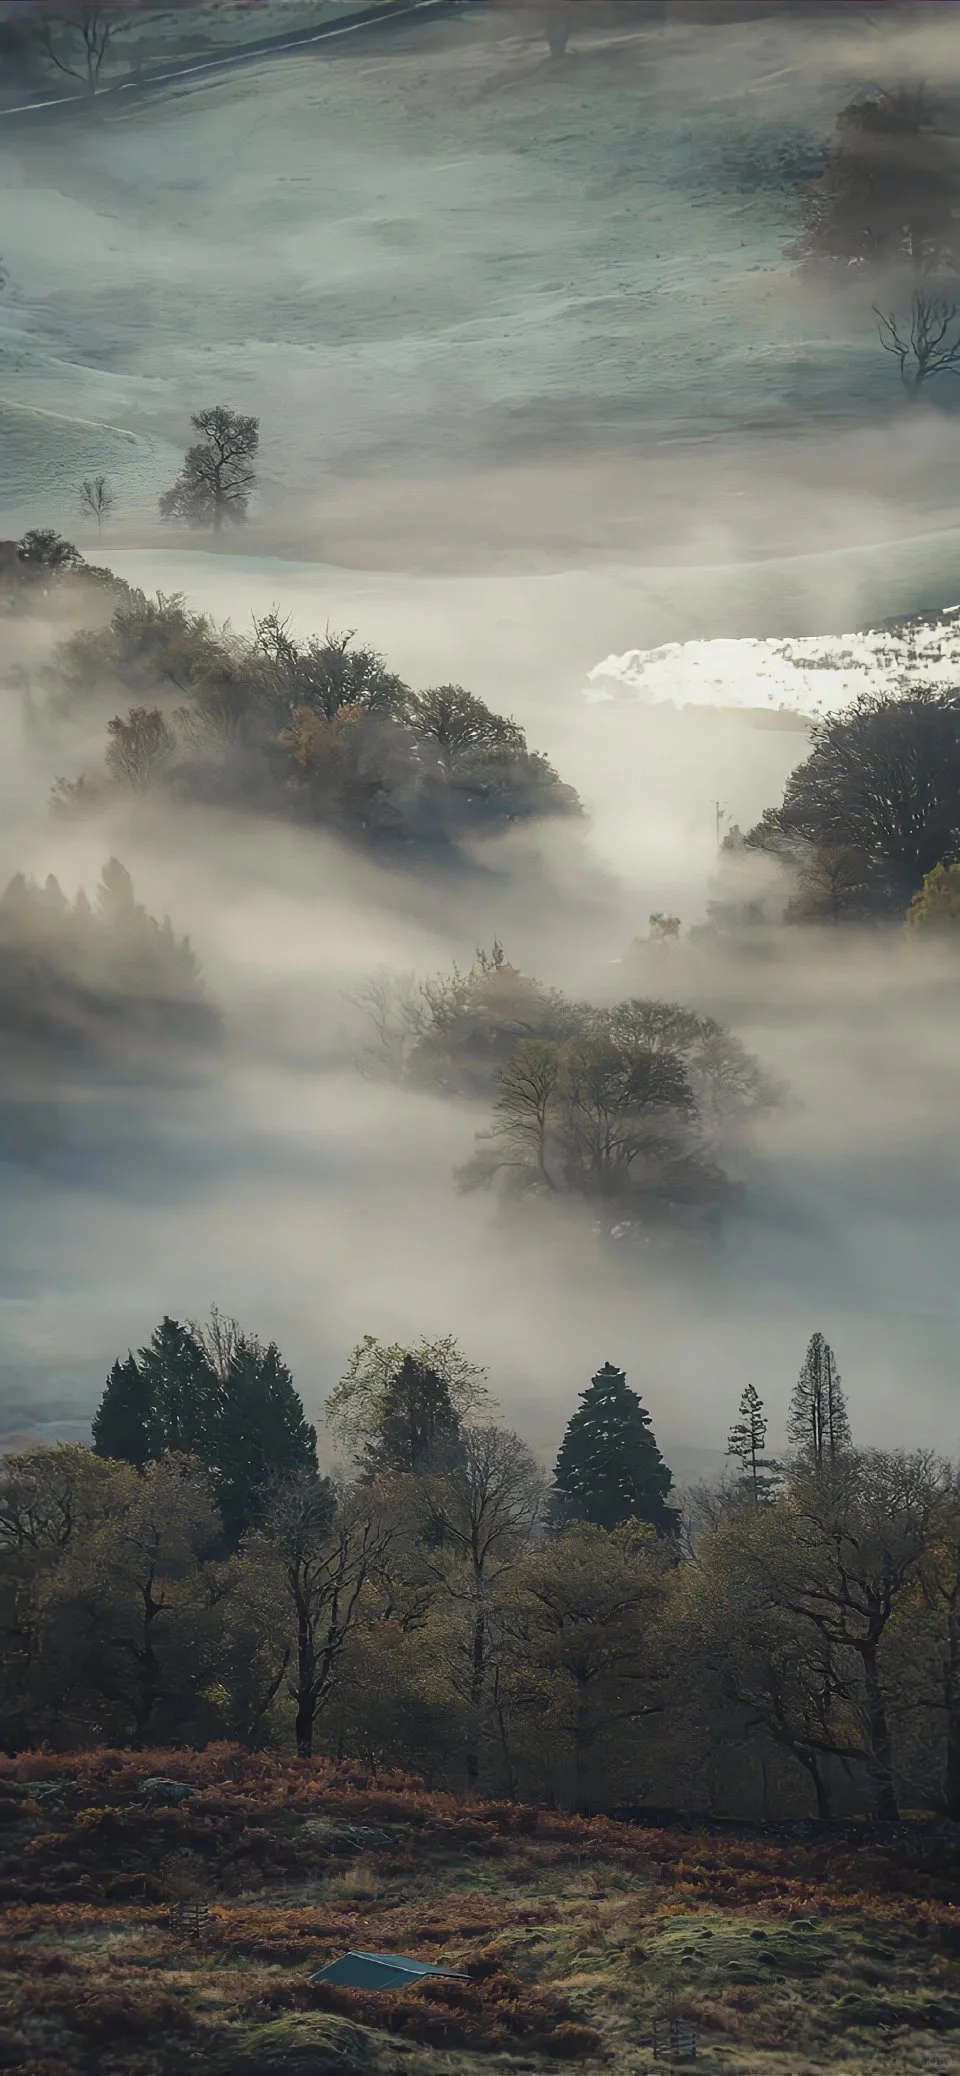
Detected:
left=2, top=1749, right=960, bottom=2076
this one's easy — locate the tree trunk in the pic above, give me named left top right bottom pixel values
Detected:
left=131, top=1584, right=162, bottom=1749
left=573, top=1680, right=592, bottom=1815
left=466, top=1609, right=485, bottom=1787
left=295, top=1593, right=316, bottom=1759
left=943, top=1604, right=960, bottom=1821
left=861, top=1643, right=899, bottom=1820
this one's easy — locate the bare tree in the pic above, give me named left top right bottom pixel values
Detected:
left=37, top=5, right=127, bottom=95
left=875, top=293, right=960, bottom=394
left=160, top=406, right=260, bottom=534
left=260, top=1475, right=400, bottom=1758
left=422, top=1424, right=545, bottom=1785
left=80, top=475, right=115, bottom=537
left=105, top=707, right=175, bottom=792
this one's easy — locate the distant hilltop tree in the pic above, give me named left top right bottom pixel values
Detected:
left=789, top=85, right=960, bottom=278
left=36, top=4, right=126, bottom=96
left=160, top=406, right=260, bottom=534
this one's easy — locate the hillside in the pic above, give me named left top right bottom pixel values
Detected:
left=2, top=1750, right=959, bottom=2076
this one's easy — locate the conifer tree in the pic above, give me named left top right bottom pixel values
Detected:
left=216, top=1338, right=318, bottom=1549
left=92, top=1312, right=317, bottom=1548
left=92, top=1320, right=219, bottom=1469
left=787, top=1332, right=850, bottom=1472
left=552, top=1361, right=676, bottom=1535
left=726, top=1382, right=781, bottom=1509
left=92, top=1355, right=153, bottom=1470
left=362, top=1353, right=462, bottom=1476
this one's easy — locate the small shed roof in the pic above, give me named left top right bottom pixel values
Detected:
left=310, top=1949, right=465, bottom=1990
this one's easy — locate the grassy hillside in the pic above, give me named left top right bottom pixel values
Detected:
left=2, top=1749, right=959, bottom=2076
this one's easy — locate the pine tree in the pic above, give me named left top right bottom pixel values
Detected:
left=91, top=1321, right=219, bottom=1469
left=91, top=1313, right=315, bottom=1548
left=137, top=1317, right=222, bottom=1460
left=726, top=1382, right=781, bottom=1509
left=787, top=1332, right=850, bottom=1472
left=362, top=1354, right=462, bottom=1476
left=552, top=1361, right=676, bottom=1535
left=92, top=1355, right=153, bottom=1469
left=216, top=1338, right=318, bottom=1549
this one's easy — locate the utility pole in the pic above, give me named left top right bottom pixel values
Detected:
left=713, top=801, right=727, bottom=848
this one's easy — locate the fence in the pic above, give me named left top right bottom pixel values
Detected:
left=652, top=2017, right=698, bottom=2063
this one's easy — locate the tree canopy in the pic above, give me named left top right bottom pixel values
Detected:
left=748, top=689, right=960, bottom=908
left=43, top=595, right=581, bottom=854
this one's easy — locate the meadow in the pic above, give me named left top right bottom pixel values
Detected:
left=2, top=1748, right=959, bottom=2076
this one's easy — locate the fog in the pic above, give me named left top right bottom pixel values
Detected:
left=1, top=1, right=959, bottom=1470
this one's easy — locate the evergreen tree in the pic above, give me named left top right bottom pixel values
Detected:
left=363, top=1354, right=462, bottom=1476
left=92, top=1355, right=153, bottom=1470
left=92, top=1320, right=219, bottom=1469
left=726, top=1382, right=781, bottom=1509
left=137, top=1317, right=222, bottom=1460
left=216, top=1338, right=318, bottom=1549
left=92, top=1312, right=316, bottom=1549
left=787, top=1332, right=850, bottom=1472
left=552, top=1361, right=676, bottom=1535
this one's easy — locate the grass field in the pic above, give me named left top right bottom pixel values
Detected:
left=2, top=1749, right=959, bottom=2076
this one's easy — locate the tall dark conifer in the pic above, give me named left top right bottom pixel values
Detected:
left=552, top=1361, right=676, bottom=1535
left=92, top=1355, right=153, bottom=1470
left=216, top=1339, right=318, bottom=1549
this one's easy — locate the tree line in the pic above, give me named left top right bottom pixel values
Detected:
left=0, top=859, right=216, bottom=1061
left=3, top=1315, right=958, bottom=1824
left=31, top=579, right=580, bottom=852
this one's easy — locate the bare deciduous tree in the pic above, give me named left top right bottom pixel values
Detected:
left=105, top=707, right=175, bottom=792
left=38, top=5, right=127, bottom=95
left=160, top=406, right=260, bottom=534
left=80, top=474, right=115, bottom=536
left=875, top=292, right=960, bottom=394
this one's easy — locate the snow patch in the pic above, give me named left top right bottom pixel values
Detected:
left=585, top=607, right=960, bottom=715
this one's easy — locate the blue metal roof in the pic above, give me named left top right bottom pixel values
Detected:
left=310, top=1949, right=465, bottom=1989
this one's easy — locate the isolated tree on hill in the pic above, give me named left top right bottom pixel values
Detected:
left=787, top=1332, right=850, bottom=1473
left=790, top=86, right=960, bottom=278
left=727, top=1383, right=781, bottom=1509
left=37, top=5, right=126, bottom=96
left=80, top=474, right=114, bottom=536
left=875, top=292, right=960, bottom=394
left=553, top=1361, right=677, bottom=1535
left=160, top=406, right=260, bottom=534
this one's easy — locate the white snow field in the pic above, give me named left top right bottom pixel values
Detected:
left=587, top=605, right=960, bottom=715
